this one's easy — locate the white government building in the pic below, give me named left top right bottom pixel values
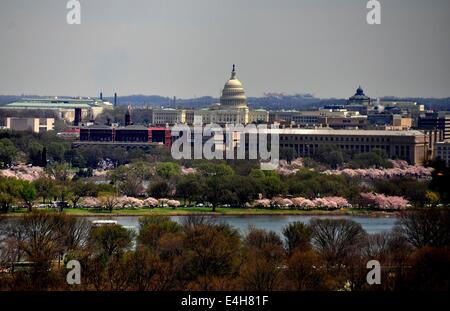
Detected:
left=151, top=65, right=269, bottom=126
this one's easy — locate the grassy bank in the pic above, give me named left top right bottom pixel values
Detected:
left=1, top=207, right=397, bottom=217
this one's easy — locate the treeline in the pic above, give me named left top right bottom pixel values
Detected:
left=0, top=210, right=449, bottom=291
left=0, top=130, right=172, bottom=169
left=1, top=160, right=449, bottom=213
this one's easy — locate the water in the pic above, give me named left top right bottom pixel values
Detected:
left=85, top=215, right=398, bottom=236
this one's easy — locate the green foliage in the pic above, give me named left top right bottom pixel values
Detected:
left=286, top=169, right=357, bottom=199
left=0, top=178, right=21, bottom=213
left=47, top=142, right=69, bottom=163
left=45, top=163, right=72, bottom=182
left=261, top=175, right=285, bottom=199
left=349, top=149, right=392, bottom=169
left=34, top=177, right=55, bottom=204
left=155, top=162, right=181, bottom=179
left=194, top=162, right=234, bottom=177
left=138, top=216, right=183, bottom=250
left=27, top=141, right=44, bottom=166
left=109, top=164, right=148, bottom=197
left=89, top=224, right=133, bottom=256
left=17, top=180, right=37, bottom=211
left=148, top=179, right=170, bottom=198
left=374, top=178, right=429, bottom=206
left=176, top=174, right=203, bottom=206
left=314, top=145, right=348, bottom=169
left=0, top=138, right=18, bottom=168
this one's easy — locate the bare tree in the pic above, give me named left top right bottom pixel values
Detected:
left=397, top=209, right=450, bottom=248
left=310, top=218, right=367, bottom=264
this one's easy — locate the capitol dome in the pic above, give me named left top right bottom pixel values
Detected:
left=220, top=65, right=248, bottom=109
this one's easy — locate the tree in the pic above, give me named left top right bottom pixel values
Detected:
left=285, top=250, right=327, bottom=290
left=196, top=162, right=234, bottom=177
left=17, top=180, right=37, bottom=212
left=204, top=176, right=229, bottom=212
left=229, top=175, right=260, bottom=207
left=27, top=141, right=44, bottom=167
left=99, top=194, right=120, bottom=213
left=262, top=175, right=284, bottom=199
left=70, top=180, right=95, bottom=209
left=88, top=225, right=133, bottom=256
left=0, top=138, right=18, bottom=168
left=53, top=182, right=72, bottom=212
left=9, top=211, right=67, bottom=289
left=148, top=179, right=170, bottom=199
left=397, top=209, right=450, bottom=248
left=314, top=145, right=347, bottom=169
left=45, top=163, right=72, bottom=182
left=109, top=165, right=146, bottom=197
left=406, top=247, right=450, bottom=291
left=282, top=222, right=312, bottom=254
left=176, top=174, right=202, bottom=206
left=0, top=178, right=20, bottom=213
left=182, top=223, right=241, bottom=282
left=137, top=216, right=182, bottom=250
left=123, top=248, right=160, bottom=291
left=156, top=162, right=181, bottom=179
left=41, top=146, right=47, bottom=167
left=349, top=149, right=392, bottom=169
left=244, top=227, right=285, bottom=262
left=64, top=148, right=86, bottom=168
left=34, top=177, right=55, bottom=204
left=429, top=160, right=450, bottom=203
left=47, top=142, right=68, bottom=163
left=310, top=218, right=367, bottom=264
left=239, top=252, right=281, bottom=291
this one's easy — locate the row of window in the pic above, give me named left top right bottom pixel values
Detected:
left=279, top=143, right=411, bottom=158
left=280, top=136, right=390, bottom=142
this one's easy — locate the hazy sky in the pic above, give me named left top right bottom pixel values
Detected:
left=1, top=0, right=449, bottom=99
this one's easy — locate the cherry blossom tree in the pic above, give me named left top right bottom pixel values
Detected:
left=79, top=196, right=101, bottom=208
left=359, top=192, right=409, bottom=210
left=167, top=199, right=181, bottom=208
left=143, top=197, right=159, bottom=208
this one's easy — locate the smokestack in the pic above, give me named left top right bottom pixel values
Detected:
left=114, top=93, right=118, bottom=107
left=125, top=107, right=132, bottom=126
left=74, top=108, right=82, bottom=126
left=100, top=92, right=103, bottom=100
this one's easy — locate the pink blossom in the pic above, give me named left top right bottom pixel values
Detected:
left=79, top=197, right=101, bottom=208
left=181, top=167, right=197, bottom=175
left=253, top=199, right=271, bottom=208
left=167, top=200, right=181, bottom=207
left=324, top=165, right=433, bottom=180
left=291, top=197, right=315, bottom=209
left=143, top=197, right=159, bottom=207
left=359, top=192, right=409, bottom=210
left=117, top=196, right=144, bottom=209
left=0, top=164, right=45, bottom=181
left=271, top=197, right=294, bottom=208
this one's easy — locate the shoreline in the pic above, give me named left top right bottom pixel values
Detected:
left=0, top=208, right=400, bottom=218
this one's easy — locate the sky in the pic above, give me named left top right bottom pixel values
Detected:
left=0, top=0, right=449, bottom=99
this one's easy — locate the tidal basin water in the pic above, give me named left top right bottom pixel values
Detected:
left=86, top=215, right=398, bottom=235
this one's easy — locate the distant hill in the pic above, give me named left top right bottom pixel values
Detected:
left=1, top=94, right=449, bottom=111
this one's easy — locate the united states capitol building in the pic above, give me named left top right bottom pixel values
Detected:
left=151, top=65, right=269, bottom=126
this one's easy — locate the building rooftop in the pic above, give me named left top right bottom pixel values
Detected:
left=116, top=125, right=150, bottom=130
left=1, top=97, right=112, bottom=109
left=257, top=128, right=426, bottom=137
